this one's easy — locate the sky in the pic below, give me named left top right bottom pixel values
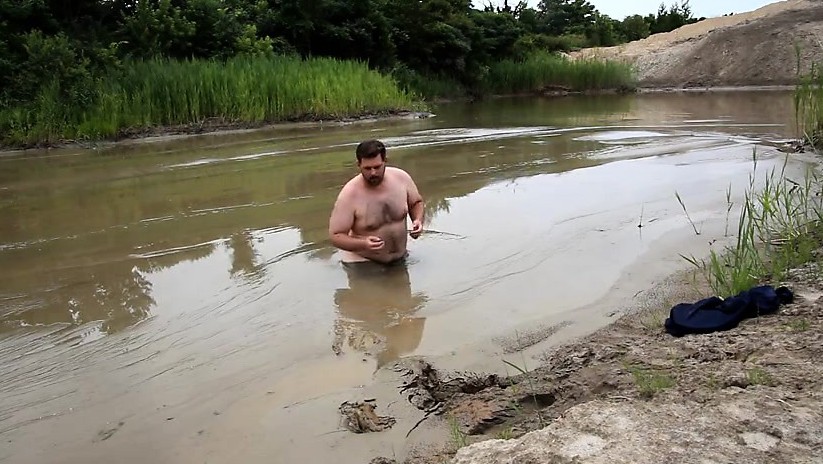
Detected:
left=474, top=0, right=780, bottom=20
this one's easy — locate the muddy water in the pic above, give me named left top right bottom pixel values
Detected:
left=0, top=91, right=812, bottom=463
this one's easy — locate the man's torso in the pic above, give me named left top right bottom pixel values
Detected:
left=344, top=168, right=410, bottom=263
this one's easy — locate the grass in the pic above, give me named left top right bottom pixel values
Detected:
left=0, top=55, right=421, bottom=147
left=639, top=307, right=670, bottom=332
left=746, top=367, right=774, bottom=386
left=625, top=363, right=676, bottom=398
left=785, top=318, right=811, bottom=332
left=675, top=190, right=702, bottom=235
left=682, top=149, right=823, bottom=298
left=447, top=414, right=469, bottom=450
left=496, top=426, right=515, bottom=440
left=795, top=62, right=823, bottom=149
left=479, top=51, right=636, bottom=95
left=1, top=51, right=635, bottom=147
left=502, top=330, right=547, bottom=428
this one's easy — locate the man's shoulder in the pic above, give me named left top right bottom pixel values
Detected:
left=386, top=166, right=412, bottom=179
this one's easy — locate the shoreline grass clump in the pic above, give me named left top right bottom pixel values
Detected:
left=479, top=52, right=636, bottom=95
left=795, top=63, right=823, bottom=149
left=0, top=55, right=421, bottom=147
left=683, top=151, right=823, bottom=298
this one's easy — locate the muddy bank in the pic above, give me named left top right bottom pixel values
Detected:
left=365, top=259, right=823, bottom=463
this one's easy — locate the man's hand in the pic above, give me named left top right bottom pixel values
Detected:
left=364, top=236, right=385, bottom=250
left=409, top=219, right=423, bottom=239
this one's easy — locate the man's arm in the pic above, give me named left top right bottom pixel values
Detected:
left=405, top=171, right=424, bottom=221
left=328, top=193, right=367, bottom=253
left=405, top=171, right=425, bottom=238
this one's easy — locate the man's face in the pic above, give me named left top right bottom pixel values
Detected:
left=358, top=156, right=386, bottom=186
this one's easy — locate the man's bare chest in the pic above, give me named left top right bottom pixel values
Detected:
left=354, top=188, right=408, bottom=231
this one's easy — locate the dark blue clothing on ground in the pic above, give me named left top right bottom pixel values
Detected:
left=664, top=285, right=794, bottom=337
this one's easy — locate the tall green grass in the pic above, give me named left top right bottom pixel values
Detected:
left=683, top=151, right=823, bottom=298
left=795, top=63, right=823, bottom=148
left=479, top=52, right=636, bottom=95
left=0, top=55, right=420, bottom=147
left=390, top=65, right=467, bottom=101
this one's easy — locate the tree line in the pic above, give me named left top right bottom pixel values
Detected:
left=0, top=0, right=698, bottom=109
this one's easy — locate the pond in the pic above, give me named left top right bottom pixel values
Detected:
left=0, top=90, right=811, bottom=463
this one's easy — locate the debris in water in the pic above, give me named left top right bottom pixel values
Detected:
left=339, top=400, right=396, bottom=433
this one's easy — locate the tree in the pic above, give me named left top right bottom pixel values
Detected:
left=384, top=0, right=473, bottom=78
left=586, top=12, right=620, bottom=47
left=648, top=0, right=697, bottom=35
left=621, top=14, right=650, bottom=42
left=536, top=0, right=596, bottom=36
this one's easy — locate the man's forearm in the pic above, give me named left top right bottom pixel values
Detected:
left=330, top=233, right=365, bottom=253
left=409, top=200, right=425, bottom=223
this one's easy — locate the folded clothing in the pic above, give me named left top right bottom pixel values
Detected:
left=664, top=285, right=794, bottom=337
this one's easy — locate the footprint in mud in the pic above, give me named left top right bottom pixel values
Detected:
left=94, top=421, right=125, bottom=442
left=339, top=400, right=396, bottom=433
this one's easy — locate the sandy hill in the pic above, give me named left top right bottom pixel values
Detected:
left=573, top=0, right=823, bottom=88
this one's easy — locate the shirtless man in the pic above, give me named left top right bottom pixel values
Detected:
left=328, top=139, right=424, bottom=265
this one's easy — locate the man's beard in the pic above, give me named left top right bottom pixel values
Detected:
left=366, top=174, right=383, bottom=186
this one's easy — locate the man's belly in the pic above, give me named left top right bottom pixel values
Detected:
left=347, top=221, right=408, bottom=264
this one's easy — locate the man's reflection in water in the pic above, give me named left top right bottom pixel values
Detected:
left=332, top=260, right=427, bottom=368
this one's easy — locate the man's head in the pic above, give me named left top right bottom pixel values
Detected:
left=356, top=139, right=387, bottom=186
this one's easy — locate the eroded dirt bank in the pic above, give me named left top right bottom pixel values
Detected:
left=369, top=260, right=823, bottom=463
left=574, top=0, right=823, bottom=89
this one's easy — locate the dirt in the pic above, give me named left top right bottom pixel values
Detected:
left=339, top=400, right=397, bottom=433
left=573, top=0, right=823, bottom=89
left=364, top=258, right=823, bottom=464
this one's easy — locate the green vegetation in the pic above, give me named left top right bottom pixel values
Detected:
left=746, top=367, right=775, bottom=386
left=496, top=426, right=515, bottom=440
left=785, top=318, right=811, bottom=332
left=0, top=56, right=418, bottom=147
left=480, top=52, right=636, bottom=95
left=503, top=331, right=547, bottom=428
left=1, top=0, right=702, bottom=147
left=625, top=364, right=676, bottom=398
left=795, top=64, right=823, bottom=149
left=447, top=414, right=469, bottom=450
left=682, top=152, right=823, bottom=299
left=682, top=161, right=821, bottom=299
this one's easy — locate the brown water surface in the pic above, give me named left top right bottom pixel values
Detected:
left=0, top=91, right=811, bottom=463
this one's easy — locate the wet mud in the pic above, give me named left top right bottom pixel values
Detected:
left=376, top=263, right=823, bottom=463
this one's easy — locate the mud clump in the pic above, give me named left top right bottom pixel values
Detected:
left=338, top=400, right=396, bottom=433
left=397, top=360, right=510, bottom=413
left=395, top=360, right=517, bottom=436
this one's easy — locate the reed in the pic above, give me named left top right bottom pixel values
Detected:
left=0, top=55, right=419, bottom=147
left=683, top=151, right=823, bottom=298
left=479, top=52, right=636, bottom=95
left=795, top=62, right=823, bottom=148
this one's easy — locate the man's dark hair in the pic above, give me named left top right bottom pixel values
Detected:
left=355, top=139, right=386, bottom=163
